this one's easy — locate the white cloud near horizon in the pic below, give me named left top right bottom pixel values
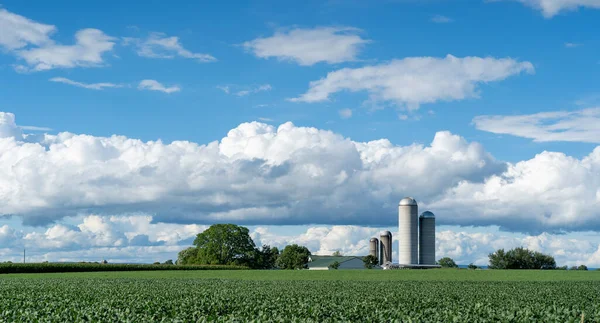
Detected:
left=290, top=55, right=534, bottom=110
left=3, top=111, right=600, bottom=234
left=50, top=77, right=122, bottom=90
left=0, top=8, right=115, bottom=71
left=243, top=26, right=370, bottom=66
left=2, top=216, right=600, bottom=266
left=123, top=32, right=216, bottom=62
left=473, top=107, right=600, bottom=143
left=509, top=0, right=600, bottom=18
left=138, top=79, right=180, bottom=93
left=218, top=84, right=272, bottom=97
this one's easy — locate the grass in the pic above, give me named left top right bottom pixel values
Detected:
left=3, top=268, right=600, bottom=281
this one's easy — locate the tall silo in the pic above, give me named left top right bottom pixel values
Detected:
left=399, top=197, right=418, bottom=265
left=369, top=238, right=379, bottom=263
left=379, top=240, right=384, bottom=265
left=380, top=231, right=392, bottom=264
left=419, top=211, right=436, bottom=265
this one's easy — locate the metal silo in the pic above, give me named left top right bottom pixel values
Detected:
left=380, top=231, right=392, bottom=264
left=369, top=238, right=379, bottom=263
left=419, top=211, right=436, bottom=265
left=379, top=240, right=384, bottom=265
left=399, top=197, right=418, bottom=265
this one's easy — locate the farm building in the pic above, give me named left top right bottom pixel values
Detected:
left=307, top=256, right=372, bottom=270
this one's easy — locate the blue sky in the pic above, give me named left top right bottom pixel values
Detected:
left=2, top=0, right=600, bottom=265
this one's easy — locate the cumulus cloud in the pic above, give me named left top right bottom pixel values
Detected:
left=290, top=55, right=534, bottom=110
left=0, top=112, right=23, bottom=140
left=3, top=111, right=600, bottom=234
left=50, top=77, right=122, bottom=90
left=243, top=27, right=369, bottom=66
left=123, top=32, right=216, bottom=62
left=138, top=79, right=180, bottom=93
left=473, top=107, right=600, bottom=143
left=509, top=0, right=600, bottom=17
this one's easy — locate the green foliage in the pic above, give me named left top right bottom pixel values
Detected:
left=363, top=255, right=379, bottom=269
left=488, top=247, right=556, bottom=269
left=276, top=244, right=311, bottom=269
left=0, top=263, right=246, bottom=274
left=437, top=257, right=458, bottom=268
left=164, top=259, right=173, bottom=265
left=176, top=247, right=199, bottom=265
left=329, top=261, right=340, bottom=270
left=571, top=265, right=588, bottom=271
left=251, top=245, right=279, bottom=269
left=468, top=263, right=478, bottom=270
left=332, top=250, right=342, bottom=256
left=1, top=272, right=599, bottom=321
left=191, top=224, right=257, bottom=266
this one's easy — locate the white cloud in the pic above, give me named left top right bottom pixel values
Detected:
left=510, top=0, right=600, bottom=17
left=235, top=84, right=272, bottom=97
left=0, top=112, right=23, bottom=139
left=16, top=28, right=115, bottom=72
left=138, top=79, right=180, bottom=94
left=19, top=126, right=52, bottom=132
left=123, top=32, right=216, bottom=62
left=564, top=42, right=582, bottom=48
left=243, top=26, right=369, bottom=66
left=218, top=84, right=272, bottom=97
left=258, top=117, right=274, bottom=122
left=473, top=107, right=600, bottom=143
left=3, top=111, right=600, bottom=234
left=0, top=9, right=115, bottom=71
left=0, top=8, right=55, bottom=50
left=338, top=109, right=353, bottom=119
left=50, top=77, right=122, bottom=90
left=431, top=15, right=453, bottom=23
left=290, top=55, right=534, bottom=110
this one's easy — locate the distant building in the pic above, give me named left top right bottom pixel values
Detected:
left=307, top=255, right=374, bottom=270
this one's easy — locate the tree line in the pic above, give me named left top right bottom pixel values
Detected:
left=177, top=224, right=311, bottom=269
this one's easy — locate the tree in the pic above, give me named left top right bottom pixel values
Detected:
left=577, top=265, right=588, bottom=271
left=192, top=224, right=256, bottom=266
left=153, top=261, right=160, bottom=265
left=329, top=261, right=340, bottom=270
left=176, top=247, right=199, bottom=265
left=164, top=259, right=174, bottom=265
left=488, top=247, right=556, bottom=269
left=276, top=244, right=311, bottom=270
left=251, top=245, right=279, bottom=269
left=468, top=263, right=478, bottom=270
left=438, top=257, right=458, bottom=268
left=332, top=250, right=342, bottom=256
left=363, top=255, right=379, bottom=269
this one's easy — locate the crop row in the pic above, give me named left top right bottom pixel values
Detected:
left=1, top=277, right=599, bottom=321
left=0, top=263, right=246, bottom=274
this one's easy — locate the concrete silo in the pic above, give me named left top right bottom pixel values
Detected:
left=369, top=238, right=379, bottom=263
left=380, top=231, right=392, bottom=264
left=419, top=211, right=436, bottom=265
left=398, top=197, right=418, bottom=265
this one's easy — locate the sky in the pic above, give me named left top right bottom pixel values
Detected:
left=1, top=0, right=600, bottom=266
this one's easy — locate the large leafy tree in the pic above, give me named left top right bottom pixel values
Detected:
left=437, top=257, right=458, bottom=268
left=488, top=247, right=556, bottom=269
left=276, top=244, right=311, bottom=269
left=363, top=255, right=379, bottom=269
left=252, top=245, right=280, bottom=269
left=192, top=224, right=257, bottom=266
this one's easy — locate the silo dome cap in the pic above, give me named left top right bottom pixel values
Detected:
left=420, top=211, right=435, bottom=218
left=379, top=230, right=392, bottom=236
left=369, top=237, right=379, bottom=242
left=399, top=197, right=417, bottom=206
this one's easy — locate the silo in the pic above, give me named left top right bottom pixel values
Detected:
left=399, top=197, right=418, bottom=265
left=369, top=238, right=379, bottom=263
left=380, top=231, right=392, bottom=264
left=419, top=211, right=436, bottom=265
left=379, top=240, right=384, bottom=265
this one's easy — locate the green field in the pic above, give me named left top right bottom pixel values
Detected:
left=2, top=269, right=600, bottom=321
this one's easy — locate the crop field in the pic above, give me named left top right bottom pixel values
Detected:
left=1, top=270, right=600, bottom=322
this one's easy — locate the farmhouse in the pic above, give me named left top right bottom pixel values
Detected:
left=307, top=255, right=372, bottom=270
